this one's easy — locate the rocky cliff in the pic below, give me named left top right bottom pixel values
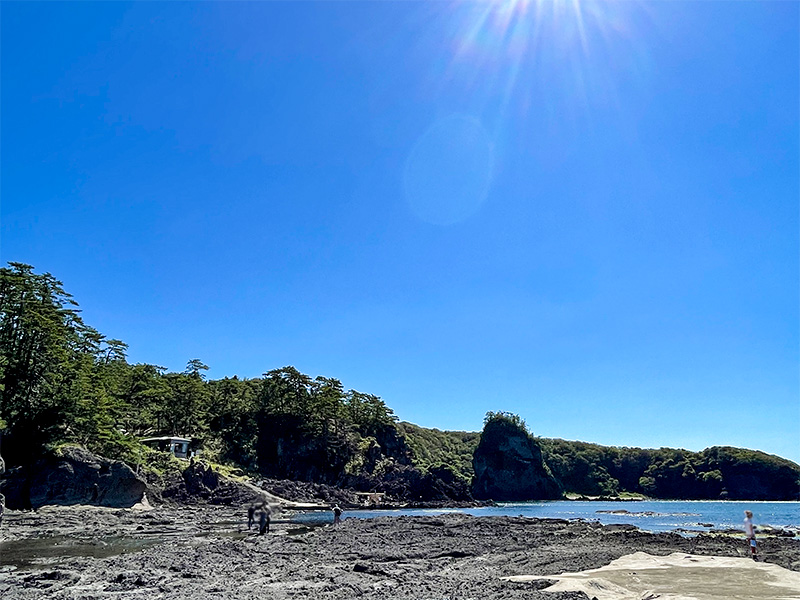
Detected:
left=0, top=446, right=147, bottom=509
left=472, top=416, right=562, bottom=501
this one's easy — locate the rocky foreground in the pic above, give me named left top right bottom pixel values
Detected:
left=1, top=506, right=798, bottom=600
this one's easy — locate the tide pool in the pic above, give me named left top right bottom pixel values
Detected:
left=293, top=500, right=800, bottom=534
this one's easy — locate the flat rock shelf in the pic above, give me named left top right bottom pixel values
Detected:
left=1, top=506, right=798, bottom=599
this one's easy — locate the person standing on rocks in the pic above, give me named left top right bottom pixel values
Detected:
left=248, top=503, right=259, bottom=530
left=248, top=499, right=272, bottom=535
left=258, top=508, right=270, bottom=535
left=0, top=443, right=5, bottom=529
left=332, top=504, right=342, bottom=525
left=744, top=510, right=757, bottom=560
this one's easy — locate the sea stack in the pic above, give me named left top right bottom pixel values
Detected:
left=472, top=413, right=562, bottom=501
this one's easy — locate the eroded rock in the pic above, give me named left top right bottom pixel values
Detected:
left=472, top=418, right=562, bottom=501
left=1, top=447, right=146, bottom=509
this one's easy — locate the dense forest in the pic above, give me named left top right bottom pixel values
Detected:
left=1, top=263, right=798, bottom=501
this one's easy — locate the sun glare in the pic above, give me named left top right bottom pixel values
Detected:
left=445, top=0, right=644, bottom=123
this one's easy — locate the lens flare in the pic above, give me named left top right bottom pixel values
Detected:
left=442, top=0, right=648, bottom=124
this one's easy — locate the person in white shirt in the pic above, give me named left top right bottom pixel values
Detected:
left=743, top=510, right=757, bottom=560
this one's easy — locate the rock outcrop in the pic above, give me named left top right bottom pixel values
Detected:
left=0, top=446, right=146, bottom=509
left=472, top=416, right=562, bottom=501
left=346, top=462, right=474, bottom=504
left=159, top=461, right=268, bottom=506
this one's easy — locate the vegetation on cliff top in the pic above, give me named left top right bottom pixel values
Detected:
left=1, top=263, right=797, bottom=501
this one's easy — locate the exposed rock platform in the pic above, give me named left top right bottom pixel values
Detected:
left=1, top=507, right=797, bottom=599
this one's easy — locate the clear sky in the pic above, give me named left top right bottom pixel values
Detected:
left=2, top=1, right=798, bottom=463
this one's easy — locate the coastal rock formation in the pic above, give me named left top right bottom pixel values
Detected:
left=258, top=478, right=359, bottom=507
left=472, top=415, right=562, bottom=501
left=0, top=446, right=146, bottom=509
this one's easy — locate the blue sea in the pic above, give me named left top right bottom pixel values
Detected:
left=293, top=500, right=800, bottom=534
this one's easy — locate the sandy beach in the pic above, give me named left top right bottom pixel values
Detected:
left=1, top=505, right=798, bottom=599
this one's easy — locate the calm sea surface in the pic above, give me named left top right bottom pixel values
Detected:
left=293, top=501, right=800, bottom=534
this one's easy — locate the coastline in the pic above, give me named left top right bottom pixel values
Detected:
left=1, top=505, right=798, bottom=599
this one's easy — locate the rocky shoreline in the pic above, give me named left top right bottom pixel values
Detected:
left=0, top=448, right=488, bottom=513
left=1, top=505, right=798, bottom=599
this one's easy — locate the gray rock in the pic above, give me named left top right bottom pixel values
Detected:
left=0, top=446, right=146, bottom=509
left=472, top=419, right=562, bottom=501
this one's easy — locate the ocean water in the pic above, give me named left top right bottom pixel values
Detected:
left=293, top=500, right=800, bottom=534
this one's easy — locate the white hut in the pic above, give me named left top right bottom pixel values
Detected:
left=141, top=436, right=193, bottom=459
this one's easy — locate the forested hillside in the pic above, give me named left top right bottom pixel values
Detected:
left=399, top=424, right=800, bottom=500
left=1, top=263, right=797, bottom=502
left=540, top=439, right=800, bottom=500
left=0, top=263, right=466, bottom=502
left=397, top=422, right=479, bottom=482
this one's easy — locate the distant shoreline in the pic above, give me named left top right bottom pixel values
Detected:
left=289, top=498, right=800, bottom=537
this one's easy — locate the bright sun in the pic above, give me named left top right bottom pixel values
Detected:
left=445, top=0, right=643, bottom=119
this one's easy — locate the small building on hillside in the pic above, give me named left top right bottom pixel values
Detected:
left=354, top=492, right=385, bottom=507
left=141, top=436, right=193, bottom=459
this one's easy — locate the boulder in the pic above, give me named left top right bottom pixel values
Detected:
left=0, top=446, right=146, bottom=509
left=472, top=417, right=562, bottom=501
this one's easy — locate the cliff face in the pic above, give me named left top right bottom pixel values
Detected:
left=0, top=446, right=147, bottom=509
left=472, top=419, right=562, bottom=501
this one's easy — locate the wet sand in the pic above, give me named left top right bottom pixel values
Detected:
left=1, top=505, right=798, bottom=599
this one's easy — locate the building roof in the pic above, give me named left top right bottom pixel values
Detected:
left=140, top=436, right=192, bottom=443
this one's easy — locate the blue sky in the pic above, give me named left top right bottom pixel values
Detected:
left=2, top=1, right=798, bottom=463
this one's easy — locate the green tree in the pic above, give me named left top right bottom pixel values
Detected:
left=207, top=376, right=261, bottom=468
left=0, top=263, right=101, bottom=462
left=345, top=390, right=396, bottom=436
left=260, top=366, right=314, bottom=415
left=158, top=360, right=212, bottom=438
left=483, top=411, right=529, bottom=433
left=117, top=363, right=170, bottom=436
